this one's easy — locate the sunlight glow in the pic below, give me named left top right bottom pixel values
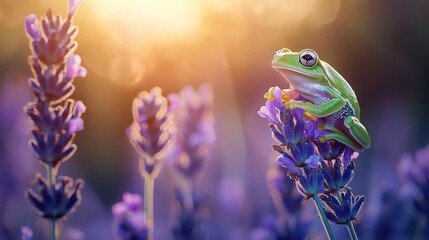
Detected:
left=89, top=0, right=201, bottom=44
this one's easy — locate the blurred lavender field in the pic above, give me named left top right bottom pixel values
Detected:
left=1, top=0, right=429, bottom=239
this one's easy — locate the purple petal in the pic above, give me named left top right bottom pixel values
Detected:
left=75, top=100, right=87, bottom=115
left=305, top=154, right=322, bottom=169
left=68, top=117, right=84, bottom=134
left=341, top=147, right=359, bottom=166
left=25, top=14, right=41, bottom=41
left=257, top=101, right=279, bottom=124
left=276, top=155, right=300, bottom=176
left=123, top=193, right=142, bottom=212
left=69, top=0, right=85, bottom=15
left=65, top=54, right=87, bottom=79
left=111, top=202, right=128, bottom=221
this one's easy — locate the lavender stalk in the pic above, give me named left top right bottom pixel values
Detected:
left=23, top=1, right=86, bottom=239
left=127, top=87, right=174, bottom=240
left=167, top=84, right=215, bottom=239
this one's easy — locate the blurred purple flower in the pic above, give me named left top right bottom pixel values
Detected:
left=399, top=145, right=429, bottom=220
left=167, top=84, right=214, bottom=239
left=250, top=173, right=310, bottom=240
left=128, top=87, right=174, bottom=177
left=21, top=226, right=33, bottom=240
left=112, top=193, right=148, bottom=240
left=167, top=84, right=215, bottom=178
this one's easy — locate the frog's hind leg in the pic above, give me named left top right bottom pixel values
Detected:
left=344, top=116, right=371, bottom=149
left=317, top=123, right=365, bottom=151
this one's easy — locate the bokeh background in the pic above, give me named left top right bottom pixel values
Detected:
left=1, top=0, right=429, bottom=239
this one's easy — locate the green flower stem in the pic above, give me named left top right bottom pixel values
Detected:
left=347, top=221, right=358, bottom=240
left=144, top=176, right=155, bottom=240
left=313, top=194, right=336, bottom=240
left=47, top=165, right=58, bottom=240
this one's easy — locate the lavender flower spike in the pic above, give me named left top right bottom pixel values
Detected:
left=167, top=84, right=215, bottom=239
left=128, top=87, right=174, bottom=178
left=167, top=84, right=215, bottom=178
left=127, top=87, right=174, bottom=240
left=24, top=1, right=86, bottom=239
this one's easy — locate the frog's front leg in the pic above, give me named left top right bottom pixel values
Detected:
left=286, top=97, right=346, bottom=118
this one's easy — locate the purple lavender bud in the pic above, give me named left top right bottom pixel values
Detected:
left=296, top=170, right=324, bottom=199
left=65, top=54, right=87, bottom=79
left=128, top=87, right=174, bottom=177
left=25, top=174, right=83, bottom=220
left=21, top=226, right=33, bottom=240
left=289, top=142, right=316, bottom=166
left=316, top=140, right=346, bottom=160
left=112, top=193, right=148, bottom=240
left=320, top=188, right=364, bottom=224
left=67, top=100, right=86, bottom=134
left=68, top=0, right=85, bottom=16
left=321, top=159, right=355, bottom=193
left=167, top=84, right=215, bottom=178
left=25, top=14, right=41, bottom=41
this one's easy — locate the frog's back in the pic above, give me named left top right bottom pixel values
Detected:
left=321, top=61, right=360, bottom=119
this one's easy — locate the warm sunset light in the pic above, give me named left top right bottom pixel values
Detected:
left=89, top=0, right=201, bottom=44
left=2, top=0, right=428, bottom=239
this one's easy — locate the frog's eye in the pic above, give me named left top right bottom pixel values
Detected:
left=299, top=50, right=317, bottom=67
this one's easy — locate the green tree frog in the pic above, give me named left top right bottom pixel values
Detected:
left=271, top=48, right=371, bottom=152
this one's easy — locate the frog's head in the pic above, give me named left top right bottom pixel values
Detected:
left=272, top=48, right=328, bottom=88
